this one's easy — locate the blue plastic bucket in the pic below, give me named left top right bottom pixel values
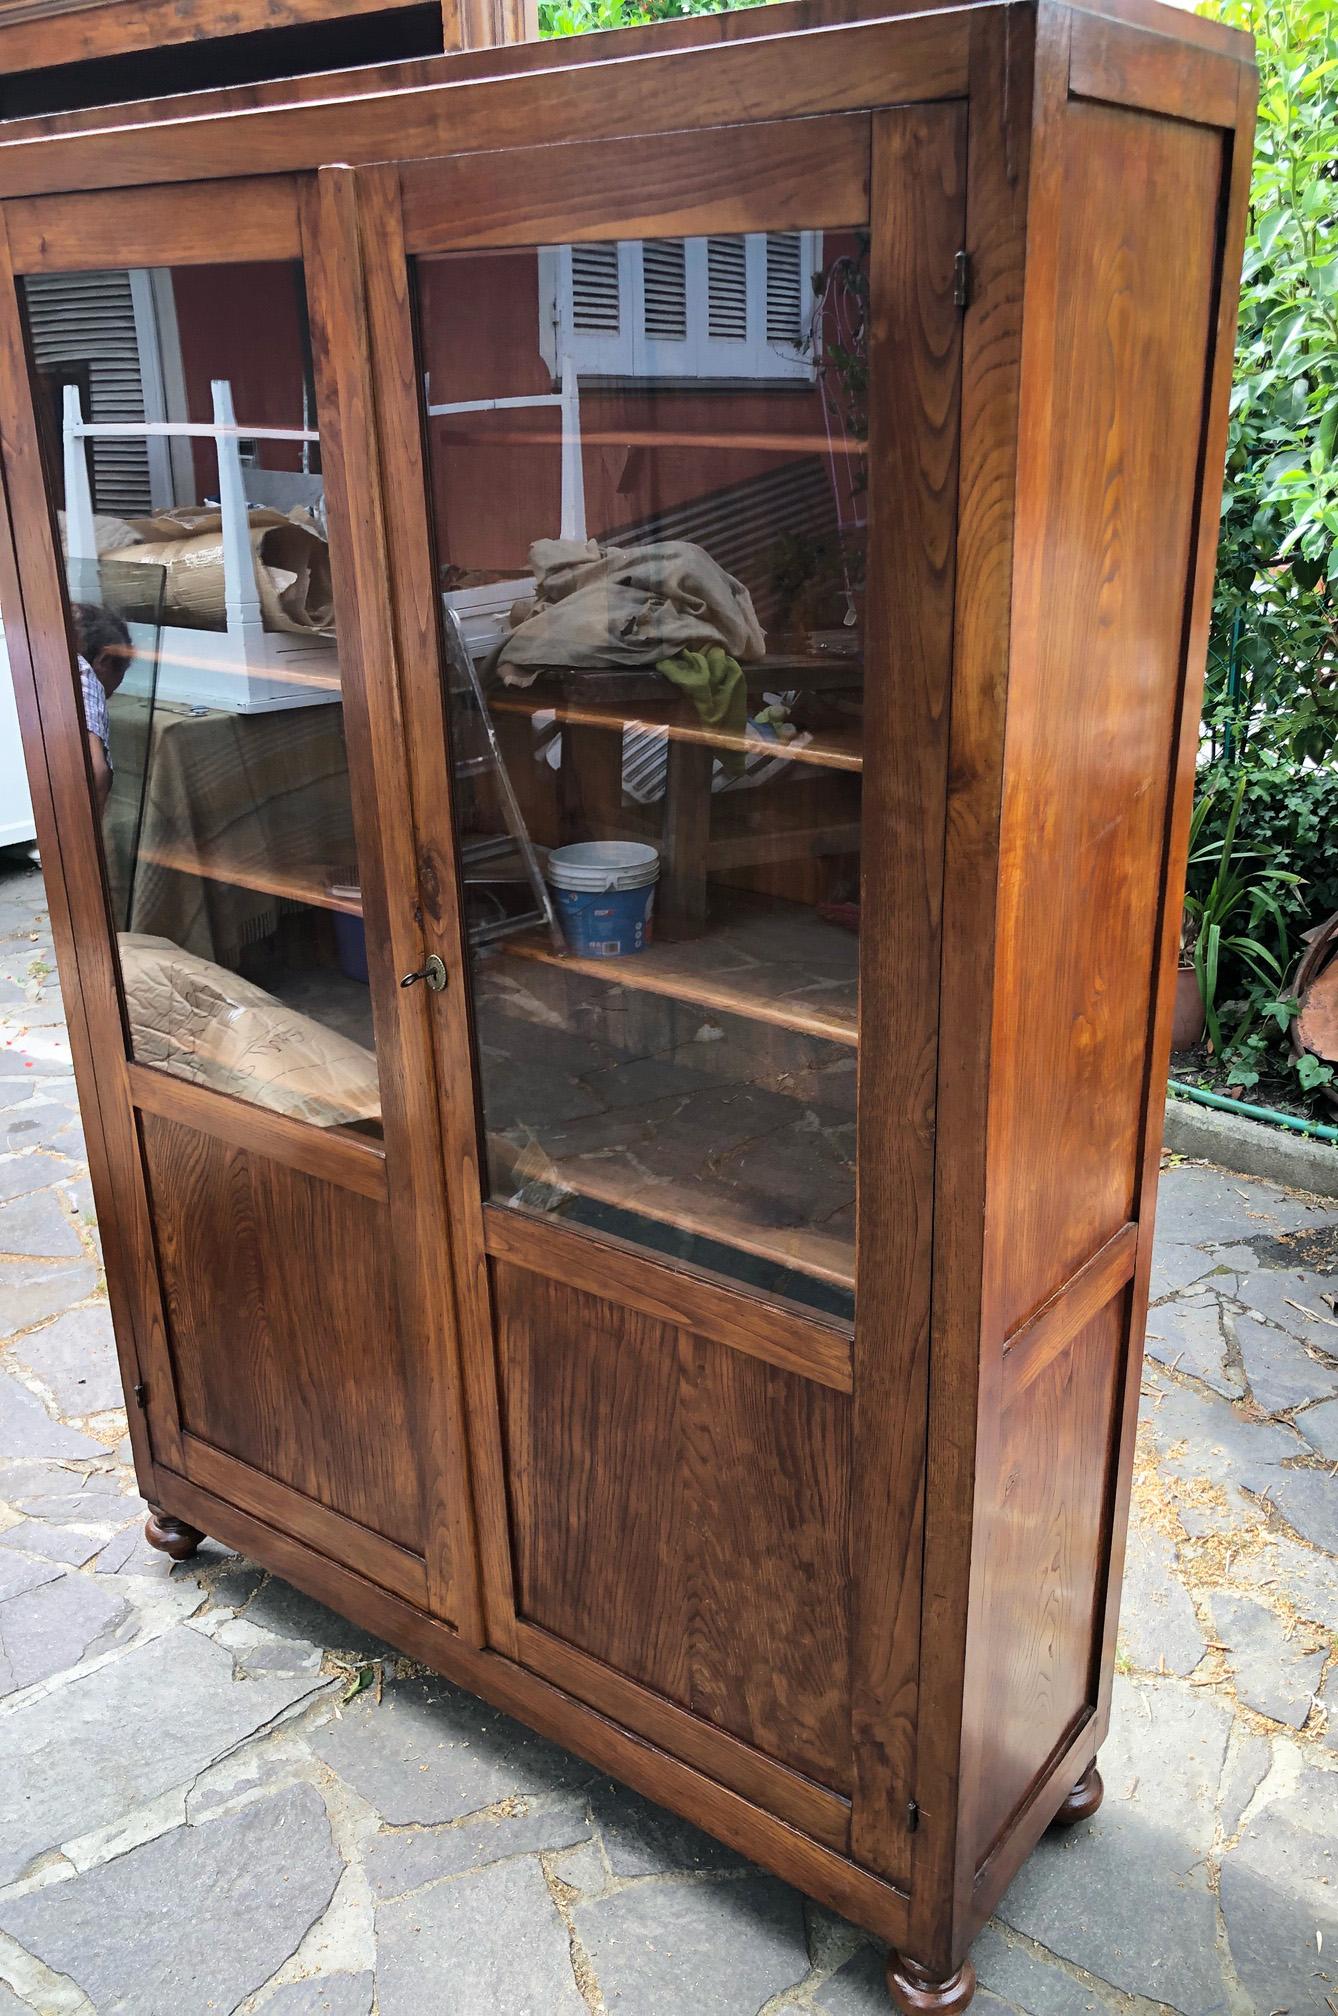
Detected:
left=547, top=841, right=659, bottom=958
left=332, top=912, right=369, bottom=984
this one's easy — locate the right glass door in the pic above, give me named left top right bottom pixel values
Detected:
left=417, top=223, right=866, bottom=1326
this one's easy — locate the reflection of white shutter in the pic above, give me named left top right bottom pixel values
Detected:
left=765, top=233, right=806, bottom=346
left=570, top=242, right=621, bottom=334
left=24, top=269, right=158, bottom=516
left=642, top=240, right=688, bottom=339
left=706, top=237, right=749, bottom=341
left=540, top=231, right=819, bottom=383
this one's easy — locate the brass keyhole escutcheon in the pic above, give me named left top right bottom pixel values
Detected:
left=400, top=954, right=447, bottom=993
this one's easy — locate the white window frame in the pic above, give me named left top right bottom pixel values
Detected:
left=538, top=232, right=821, bottom=385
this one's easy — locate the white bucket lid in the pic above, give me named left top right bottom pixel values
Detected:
left=547, top=841, right=661, bottom=893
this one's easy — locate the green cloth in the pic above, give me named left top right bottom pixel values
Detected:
left=656, top=647, right=748, bottom=777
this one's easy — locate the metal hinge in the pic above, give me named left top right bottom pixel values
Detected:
left=907, top=1799, right=920, bottom=1834
left=953, top=250, right=971, bottom=310
left=133, top=1382, right=147, bottom=1410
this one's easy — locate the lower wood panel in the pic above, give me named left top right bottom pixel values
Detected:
left=514, top=1621, right=850, bottom=1851
left=182, top=1434, right=429, bottom=1610
left=495, top=1267, right=853, bottom=1794
left=971, top=1293, right=1125, bottom=1866
left=140, top=1112, right=429, bottom=1560
left=154, top=1464, right=913, bottom=1947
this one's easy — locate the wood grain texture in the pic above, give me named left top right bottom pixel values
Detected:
left=302, top=165, right=480, bottom=1634
left=496, top=1268, right=853, bottom=1793
left=128, top=1061, right=388, bottom=1202
left=0, top=206, right=185, bottom=1476
left=957, top=35, right=1247, bottom=1969
left=999, top=1221, right=1136, bottom=1407
left=0, top=9, right=1258, bottom=1987
left=156, top=1463, right=916, bottom=1943
left=400, top=111, right=869, bottom=251
left=848, top=100, right=965, bottom=1889
left=350, top=159, right=520, bottom=1654
left=141, top=1110, right=431, bottom=1555
left=984, top=99, right=1224, bottom=1343
left=0, top=14, right=971, bottom=197
left=970, top=1296, right=1125, bottom=1865
left=0, top=0, right=420, bottom=76
left=0, top=0, right=1250, bottom=155
left=450, top=0, right=536, bottom=50
left=8, top=176, right=302, bottom=271
left=483, top=1205, right=853, bottom=1393
left=514, top=1621, right=851, bottom=1851
left=1093, top=61, right=1258, bottom=1746
left=182, top=1433, right=430, bottom=1608
left=1069, top=9, right=1242, bottom=128
left=905, top=4, right=1037, bottom=1972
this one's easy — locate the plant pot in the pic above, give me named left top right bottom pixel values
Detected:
left=1172, top=961, right=1205, bottom=1052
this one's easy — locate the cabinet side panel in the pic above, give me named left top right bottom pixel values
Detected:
left=986, top=101, right=1225, bottom=1339
left=495, top=1266, right=852, bottom=1793
left=140, top=1111, right=428, bottom=1554
left=972, top=1294, right=1124, bottom=1857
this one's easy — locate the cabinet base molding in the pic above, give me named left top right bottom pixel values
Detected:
left=886, top=1954, right=977, bottom=2014
left=144, top=1506, right=205, bottom=1561
left=150, top=1469, right=917, bottom=1945
left=1050, top=1763, right=1104, bottom=1828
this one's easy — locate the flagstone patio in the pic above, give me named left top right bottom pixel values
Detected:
left=0, top=848, right=1334, bottom=2016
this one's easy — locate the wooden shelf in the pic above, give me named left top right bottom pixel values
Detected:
left=490, top=687, right=863, bottom=773
left=137, top=844, right=362, bottom=916
left=494, top=901, right=859, bottom=1045
left=489, top=1136, right=855, bottom=1294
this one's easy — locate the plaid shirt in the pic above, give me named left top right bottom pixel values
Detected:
left=78, top=656, right=111, bottom=771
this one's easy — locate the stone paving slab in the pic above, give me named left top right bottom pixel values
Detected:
left=0, top=851, right=1335, bottom=2015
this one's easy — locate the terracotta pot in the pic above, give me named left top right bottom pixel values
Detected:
left=1171, top=961, right=1205, bottom=1053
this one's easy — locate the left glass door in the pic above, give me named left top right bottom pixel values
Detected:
left=19, top=253, right=379, bottom=1133
left=2, top=181, right=476, bottom=1632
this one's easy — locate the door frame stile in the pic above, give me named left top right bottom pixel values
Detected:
left=905, top=4, right=1040, bottom=1971
left=347, top=159, right=522, bottom=1656
left=847, top=96, right=968, bottom=1893
left=302, top=163, right=484, bottom=1641
left=0, top=198, right=184, bottom=1481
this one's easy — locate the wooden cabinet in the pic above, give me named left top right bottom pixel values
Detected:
left=0, top=1, right=1254, bottom=2003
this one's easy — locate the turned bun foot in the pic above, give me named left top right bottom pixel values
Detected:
left=144, top=1507, right=205, bottom=1562
left=886, top=1953, right=977, bottom=2013
left=1051, top=1761, right=1104, bottom=1827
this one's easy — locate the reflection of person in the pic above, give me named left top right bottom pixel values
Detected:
left=73, top=603, right=132, bottom=813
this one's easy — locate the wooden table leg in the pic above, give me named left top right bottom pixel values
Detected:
left=660, top=732, right=713, bottom=930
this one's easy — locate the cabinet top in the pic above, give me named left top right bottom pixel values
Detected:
left=0, top=0, right=1254, bottom=205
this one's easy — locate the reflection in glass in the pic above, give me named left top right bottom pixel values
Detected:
left=25, top=261, right=380, bottom=1135
left=419, top=229, right=867, bottom=1320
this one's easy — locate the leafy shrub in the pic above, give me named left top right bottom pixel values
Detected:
left=1186, top=1, right=1338, bottom=1105
left=1202, top=0, right=1338, bottom=768
left=539, top=0, right=762, bottom=34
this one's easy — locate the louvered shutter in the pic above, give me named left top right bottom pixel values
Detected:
left=540, top=231, right=820, bottom=383
left=706, top=237, right=749, bottom=342
left=24, top=269, right=155, bottom=517
left=541, top=243, right=636, bottom=376
left=765, top=233, right=806, bottom=348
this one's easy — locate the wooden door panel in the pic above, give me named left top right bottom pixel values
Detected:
left=970, top=1293, right=1125, bottom=1868
left=142, top=1111, right=431, bottom=1559
left=986, top=101, right=1225, bottom=1337
left=496, top=1266, right=853, bottom=1793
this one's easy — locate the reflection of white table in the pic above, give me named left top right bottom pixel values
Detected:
left=0, top=624, right=38, bottom=850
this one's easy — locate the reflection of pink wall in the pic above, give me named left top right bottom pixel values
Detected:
left=416, top=249, right=839, bottom=576
left=171, top=262, right=309, bottom=494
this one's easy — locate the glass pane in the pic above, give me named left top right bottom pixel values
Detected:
left=416, top=229, right=867, bottom=1322
left=22, top=260, right=380, bottom=1137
